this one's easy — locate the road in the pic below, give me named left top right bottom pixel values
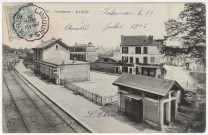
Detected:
left=164, top=65, right=203, bottom=91
left=2, top=58, right=90, bottom=133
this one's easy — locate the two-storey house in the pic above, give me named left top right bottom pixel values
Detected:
left=116, top=35, right=164, bottom=78
left=70, top=42, right=97, bottom=62
left=32, top=37, right=90, bottom=85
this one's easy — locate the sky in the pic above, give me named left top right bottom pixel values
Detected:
left=2, top=2, right=185, bottom=49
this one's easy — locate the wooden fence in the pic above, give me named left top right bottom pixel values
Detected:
left=64, top=82, right=118, bottom=106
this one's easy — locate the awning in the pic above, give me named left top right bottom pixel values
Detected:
left=125, top=94, right=143, bottom=100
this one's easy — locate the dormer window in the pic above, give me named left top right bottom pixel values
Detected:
left=56, top=45, right=58, bottom=50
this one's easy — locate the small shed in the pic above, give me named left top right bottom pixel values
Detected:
left=90, top=57, right=119, bottom=73
left=113, top=73, right=184, bottom=127
left=42, top=58, right=90, bottom=85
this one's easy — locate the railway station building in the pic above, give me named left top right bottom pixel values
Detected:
left=32, top=38, right=90, bottom=85
left=113, top=73, right=184, bottom=127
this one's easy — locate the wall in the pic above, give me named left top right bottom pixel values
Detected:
left=91, top=63, right=117, bottom=73
left=121, top=45, right=162, bottom=64
left=122, top=54, right=162, bottom=64
left=44, top=43, right=70, bottom=61
left=143, top=98, right=159, bottom=124
left=60, top=64, right=90, bottom=82
left=87, top=46, right=95, bottom=52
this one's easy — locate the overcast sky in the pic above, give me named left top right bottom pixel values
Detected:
left=3, top=2, right=185, bottom=49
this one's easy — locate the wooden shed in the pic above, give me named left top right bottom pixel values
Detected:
left=113, top=73, right=184, bottom=127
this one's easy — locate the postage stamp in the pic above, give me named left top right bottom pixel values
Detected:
left=12, top=4, right=49, bottom=41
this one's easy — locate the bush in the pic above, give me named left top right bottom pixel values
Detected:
left=177, top=89, right=206, bottom=132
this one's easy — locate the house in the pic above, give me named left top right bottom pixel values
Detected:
left=113, top=73, right=184, bottom=127
left=32, top=37, right=90, bottom=85
left=70, top=42, right=97, bottom=62
left=90, top=57, right=119, bottom=73
left=117, top=35, right=164, bottom=78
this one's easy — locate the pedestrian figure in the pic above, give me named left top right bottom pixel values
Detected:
left=194, top=82, right=195, bottom=87
left=187, top=81, right=188, bottom=87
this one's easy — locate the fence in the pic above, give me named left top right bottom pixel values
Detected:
left=64, top=82, right=118, bottom=106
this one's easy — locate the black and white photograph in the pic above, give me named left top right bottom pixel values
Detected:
left=1, top=1, right=206, bottom=133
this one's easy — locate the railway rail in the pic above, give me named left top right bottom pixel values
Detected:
left=2, top=59, right=91, bottom=133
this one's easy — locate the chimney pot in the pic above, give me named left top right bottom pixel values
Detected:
left=121, top=35, right=124, bottom=41
left=57, top=37, right=62, bottom=41
left=149, top=35, right=153, bottom=44
left=88, top=42, right=92, bottom=46
left=51, top=37, right=56, bottom=41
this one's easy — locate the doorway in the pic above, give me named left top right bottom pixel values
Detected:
left=125, top=98, right=143, bottom=123
left=171, top=100, right=176, bottom=122
left=129, top=68, right=132, bottom=74
left=115, top=67, right=119, bottom=73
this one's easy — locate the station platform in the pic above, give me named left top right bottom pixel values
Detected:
left=15, top=61, right=159, bottom=133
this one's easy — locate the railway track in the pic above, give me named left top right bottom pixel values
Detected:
left=2, top=59, right=90, bottom=133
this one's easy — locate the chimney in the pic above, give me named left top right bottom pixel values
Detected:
left=51, top=37, right=56, bottom=41
left=121, top=35, right=124, bottom=42
left=73, top=57, right=77, bottom=63
left=88, top=42, right=92, bottom=46
left=57, top=37, right=62, bottom=41
left=149, top=35, right=153, bottom=44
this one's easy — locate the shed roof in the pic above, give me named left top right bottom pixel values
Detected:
left=120, top=35, right=161, bottom=46
left=113, top=73, right=184, bottom=96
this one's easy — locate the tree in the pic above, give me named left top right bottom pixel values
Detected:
left=164, top=3, right=206, bottom=65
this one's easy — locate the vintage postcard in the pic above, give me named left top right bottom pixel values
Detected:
left=2, top=1, right=206, bottom=133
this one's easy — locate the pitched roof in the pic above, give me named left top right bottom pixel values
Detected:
left=94, top=57, right=118, bottom=63
left=113, top=73, right=183, bottom=96
left=32, top=39, right=70, bottom=49
left=120, top=35, right=162, bottom=46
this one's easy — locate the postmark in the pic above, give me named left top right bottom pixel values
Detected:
left=13, top=5, right=49, bottom=41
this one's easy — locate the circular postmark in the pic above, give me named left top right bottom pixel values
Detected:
left=13, top=5, right=49, bottom=41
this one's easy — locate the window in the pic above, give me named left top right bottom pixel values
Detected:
left=122, top=47, right=128, bottom=54
left=143, top=57, right=148, bottom=64
left=122, top=67, right=128, bottom=73
left=171, top=92, right=176, bottom=97
left=122, top=56, right=128, bottom=63
left=130, top=57, right=133, bottom=63
left=136, top=58, right=139, bottom=64
left=144, top=47, right=148, bottom=54
left=56, top=45, right=58, bottom=50
left=135, top=47, right=141, bottom=54
left=150, top=57, right=155, bottom=63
